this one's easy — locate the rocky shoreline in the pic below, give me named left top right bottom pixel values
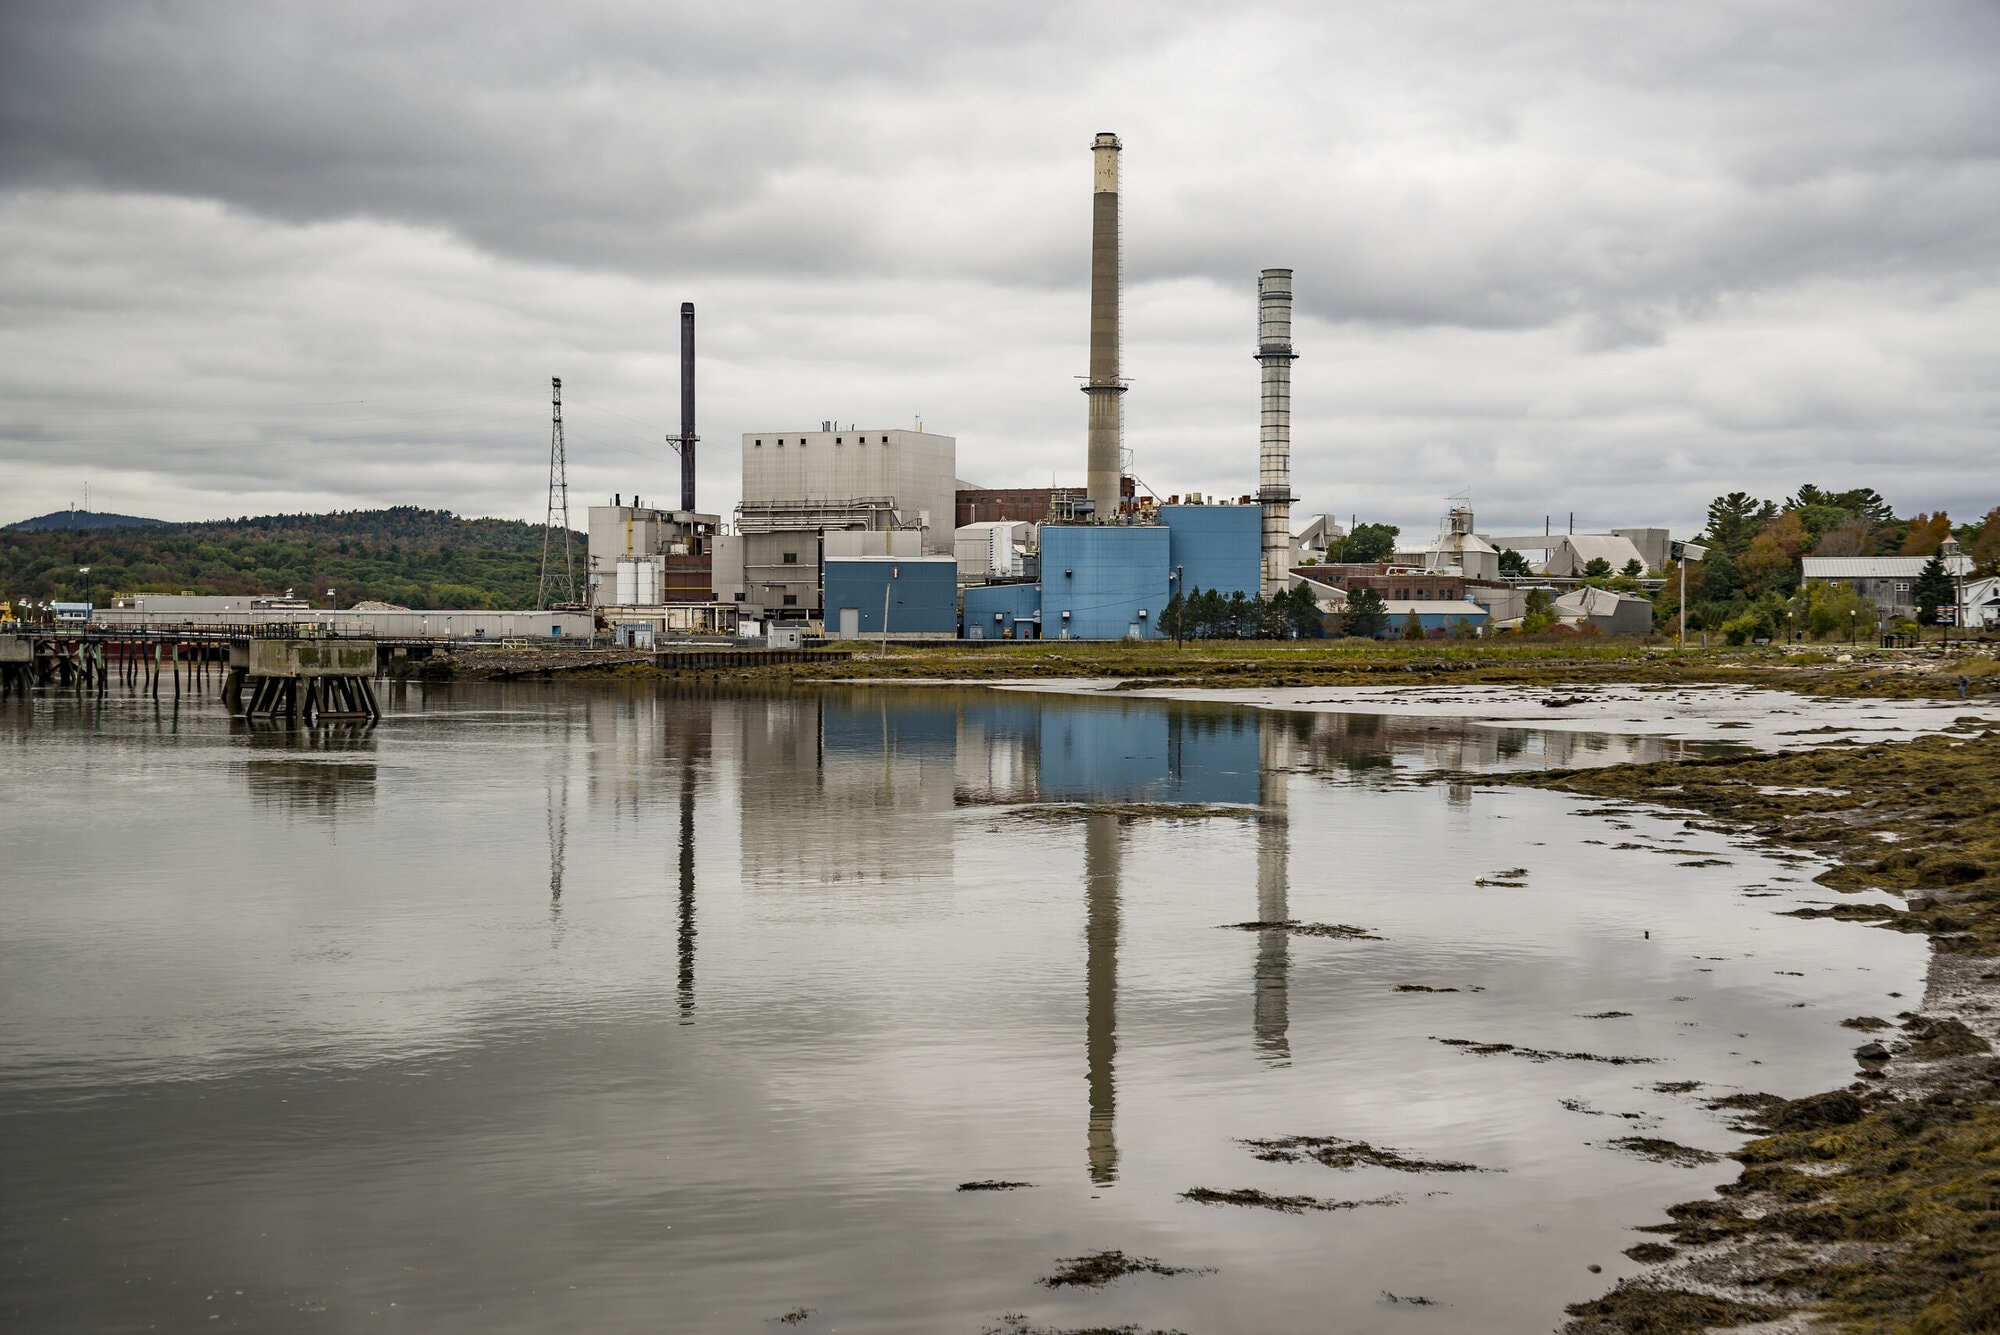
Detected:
left=1510, top=728, right=2000, bottom=1333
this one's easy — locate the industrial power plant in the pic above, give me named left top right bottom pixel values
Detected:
left=578, top=131, right=1432, bottom=646
left=54, top=131, right=1670, bottom=648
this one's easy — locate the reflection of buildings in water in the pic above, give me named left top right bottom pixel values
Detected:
left=1084, top=811, right=1120, bottom=1186
left=738, top=691, right=956, bottom=886
left=953, top=697, right=1043, bottom=805
left=243, top=727, right=377, bottom=819
left=1254, top=721, right=1293, bottom=1065
left=1296, top=711, right=1698, bottom=776
left=585, top=689, right=677, bottom=821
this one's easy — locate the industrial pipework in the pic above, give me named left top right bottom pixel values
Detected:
left=1084, top=132, right=1125, bottom=522
left=1255, top=268, right=1298, bottom=596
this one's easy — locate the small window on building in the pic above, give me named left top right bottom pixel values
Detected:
left=754, top=439, right=762, bottom=447
left=836, top=437, right=843, bottom=444
left=1896, top=582, right=1910, bottom=593
left=782, top=552, right=799, bottom=565
left=782, top=594, right=798, bottom=606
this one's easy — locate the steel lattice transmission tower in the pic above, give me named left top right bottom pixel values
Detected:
left=537, top=376, right=578, bottom=608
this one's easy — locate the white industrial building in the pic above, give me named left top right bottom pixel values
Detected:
left=725, top=425, right=957, bottom=625
left=1553, top=586, right=1656, bottom=635
left=1483, top=528, right=1667, bottom=576
left=95, top=597, right=593, bottom=640
left=954, top=520, right=1036, bottom=584
left=1420, top=506, right=1501, bottom=581
left=740, top=426, right=955, bottom=555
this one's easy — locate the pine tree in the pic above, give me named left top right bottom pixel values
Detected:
left=1913, top=554, right=1954, bottom=626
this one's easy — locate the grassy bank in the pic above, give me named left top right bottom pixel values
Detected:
left=1510, top=730, right=2000, bottom=1333
left=773, top=639, right=1999, bottom=700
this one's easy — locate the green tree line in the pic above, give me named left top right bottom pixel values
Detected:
left=1659, top=488, right=1997, bottom=642
left=0, top=508, right=583, bottom=610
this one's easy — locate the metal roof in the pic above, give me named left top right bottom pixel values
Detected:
left=1802, top=555, right=1972, bottom=578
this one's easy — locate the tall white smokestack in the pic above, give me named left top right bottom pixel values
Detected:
left=1084, top=132, right=1125, bottom=521
left=1256, top=268, right=1297, bottom=595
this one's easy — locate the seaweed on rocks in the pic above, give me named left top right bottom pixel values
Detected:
left=1563, top=1288, right=1780, bottom=1333
left=958, top=1180, right=1034, bottom=1192
left=1180, top=1187, right=1399, bottom=1213
left=1604, top=1137, right=1722, bottom=1166
left=1220, top=920, right=1385, bottom=940
left=1038, top=1252, right=1207, bottom=1289
left=983, top=1317, right=1188, bottom=1335
left=1621, top=1242, right=1678, bottom=1263
left=1241, top=1135, right=1483, bottom=1173
left=1432, top=1037, right=1656, bottom=1064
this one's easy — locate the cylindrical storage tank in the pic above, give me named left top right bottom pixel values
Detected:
left=637, top=558, right=662, bottom=604
left=615, top=559, right=638, bottom=606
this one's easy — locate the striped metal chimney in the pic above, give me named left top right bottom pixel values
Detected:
left=1256, top=269, right=1298, bottom=595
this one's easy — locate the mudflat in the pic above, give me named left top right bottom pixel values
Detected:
left=1512, top=726, right=2000, bottom=1332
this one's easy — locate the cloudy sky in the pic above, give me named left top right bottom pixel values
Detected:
left=2, top=0, right=1995, bottom=540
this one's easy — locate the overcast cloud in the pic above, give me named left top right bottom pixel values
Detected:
left=1, top=0, right=1995, bottom=539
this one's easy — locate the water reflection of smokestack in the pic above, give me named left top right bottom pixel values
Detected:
left=1255, top=721, right=1292, bottom=1064
left=671, top=700, right=712, bottom=1023
left=1084, top=812, right=1121, bottom=1185
left=547, top=751, right=570, bottom=946
left=677, top=742, right=697, bottom=1021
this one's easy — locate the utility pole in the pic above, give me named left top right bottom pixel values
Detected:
left=538, top=376, right=577, bottom=609
left=1671, top=539, right=1707, bottom=651
left=1172, top=564, right=1184, bottom=648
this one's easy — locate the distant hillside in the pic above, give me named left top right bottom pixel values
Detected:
left=7, top=509, right=169, bottom=533
left=0, top=507, right=586, bottom=610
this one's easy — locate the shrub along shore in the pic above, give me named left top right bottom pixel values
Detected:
left=1515, top=730, right=2000, bottom=1333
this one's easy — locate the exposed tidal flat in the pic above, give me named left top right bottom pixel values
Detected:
left=0, top=670, right=1992, bottom=1333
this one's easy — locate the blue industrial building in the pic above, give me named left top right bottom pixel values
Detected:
left=823, top=555, right=958, bottom=638
left=1377, top=599, right=1491, bottom=638
left=1040, top=526, right=1171, bottom=640
left=963, top=581, right=1042, bottom=639
left=1160, top=504, right=1261, bottom=601
left=956, top=512, right=1261, bottom=641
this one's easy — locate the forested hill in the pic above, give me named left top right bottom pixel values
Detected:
left=0, top=507, right=584, bottom=609
left=7, top=510, right=169, bottom=532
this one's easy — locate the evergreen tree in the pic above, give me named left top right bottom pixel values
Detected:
left=1196, top=588, right=1225, bottom=639
left=1498, top=548, right=1531, bottom=577
left=1224, top=590, right=1251, bottom=637
left=1400, top=610, right=1426, bottom=640
left=1285, top=582, right=1324, bottom=638
left=1702, top=493, right=1776, bottom=557
left=1344, top=587, right=1389, bottom=638
left=1913, top=554, right=1954, bottom=626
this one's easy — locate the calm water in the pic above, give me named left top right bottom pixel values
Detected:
left=0, top=682, right=1927, bottom=1333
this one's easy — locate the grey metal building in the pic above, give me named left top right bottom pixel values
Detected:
left=1802, top=554, right=1973, bottom=620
